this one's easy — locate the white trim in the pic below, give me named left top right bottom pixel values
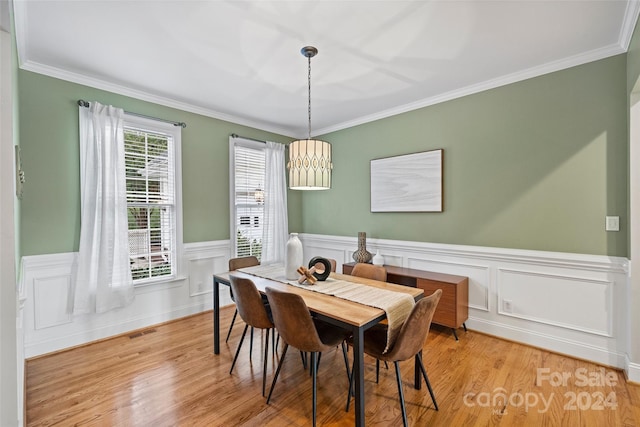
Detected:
left=300, top=233, right=629, bottom=372
left=14, top=0, right=634, bottom=140
left=496, top=267, right=614, bottom=337
left=18, top=60, right=296, bottom=138
left=626, top=355, right=640, bottom=383
left=314, top=44, right=626, bottom=136
left=123, top=114, right=184, bottom=286
left=619, top=0, right=640, bottom=51
left=301, top=233, right=628, bottom=273
left=21, top=241, right=234, bottom=358
left=467, top=317, right=627, bottom=370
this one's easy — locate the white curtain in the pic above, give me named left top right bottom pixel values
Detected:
left=261, top=141, right=288, bottom=263
left=72, top=102, right=134, bottom=314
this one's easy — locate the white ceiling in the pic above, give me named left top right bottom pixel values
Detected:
left=13, top=1, right=640, bottom=138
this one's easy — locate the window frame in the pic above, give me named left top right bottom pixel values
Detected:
left=229, top=137, right=265, bottom=260
left=124, top=114, right=183, bottom=286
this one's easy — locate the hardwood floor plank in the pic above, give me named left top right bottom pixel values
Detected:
left=26, top=308, right=640, bottom=426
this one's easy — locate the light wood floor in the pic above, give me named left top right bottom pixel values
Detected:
left=26, top=307, right=640, bottom=426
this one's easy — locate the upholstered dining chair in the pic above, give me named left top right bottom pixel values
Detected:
left=351, top=262, right=387, bottom=282
left=265, top=287, right=351, bottom=427
left=226, top=256, right=260, bottom=342
left=228, top=275, right=274, bottom=397
left=346, top=289, right=442, bottom=427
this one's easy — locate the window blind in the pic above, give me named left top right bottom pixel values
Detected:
left=233, top=144, right=265, bottom=259
left=125, top=127, right=175, bottom=281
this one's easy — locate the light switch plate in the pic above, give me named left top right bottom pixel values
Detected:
left=605, top=216, right=619, bottom=232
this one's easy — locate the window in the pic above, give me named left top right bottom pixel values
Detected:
left=124, top=115, right=182, bottom=284
left=230, top=140, right=265, bottom=260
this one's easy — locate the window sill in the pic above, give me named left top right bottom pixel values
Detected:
left=133, top=274, right=187, bottom=293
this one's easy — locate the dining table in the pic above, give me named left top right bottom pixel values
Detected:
left=212, top=268, right=424, bottom=427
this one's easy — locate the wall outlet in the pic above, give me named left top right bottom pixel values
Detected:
left=605, top=216, right=619, bottom=232
left=503, top=299, right=513, bottom=313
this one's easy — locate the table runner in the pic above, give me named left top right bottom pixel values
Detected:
left=237, top=263, right=415, bottom=353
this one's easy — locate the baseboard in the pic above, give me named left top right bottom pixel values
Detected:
left=626, top=355, right=640, bottom=383
left=467, top=317, right=627, bottom=369
left=24, top=302, right=211, bottom=359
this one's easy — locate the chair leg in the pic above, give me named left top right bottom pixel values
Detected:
left=341, top=341, right=350, bottom=381
left=394, top=361, right=408, bottom=427
left=229, top=324, right=249, bottom=374
left=267, top=344, right=289, bottom=404
left=262, top=328, right=270, bottom=397
left=417, top=353, right=438, bottom=410
left=376, top=359, right=380, bottom=383
left=250, top=327, right=254, bottom=359
left=225, top=308, right=238, bottom=343
left=311, top=352, right=318, bottom=427
left=346, top=359, right=355, bottom=412
left=313, top=352, right=322, bottom=376
left=300, top=351, right=308, bottom=369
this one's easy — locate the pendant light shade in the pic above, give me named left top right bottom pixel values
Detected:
left=288, top=138, right=332, bottom=190
left=287, top=46, right=333, bottom=190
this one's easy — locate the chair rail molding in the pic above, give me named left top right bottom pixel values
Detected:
left=300, top=233, right=630, bottom=374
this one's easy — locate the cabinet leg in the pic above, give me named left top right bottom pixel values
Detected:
left=451, top=328, right=459, bottom=341
left=463, top=322, right=468, bottom=332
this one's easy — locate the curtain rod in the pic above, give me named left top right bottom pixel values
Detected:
left=77, top=100, right=187, bottom=128
left=230, top=133, right=266, bottom=144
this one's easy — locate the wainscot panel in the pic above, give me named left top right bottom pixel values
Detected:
left=299, top=233, right=629, bottom=372
left=21, top=241, right=232, bottom=358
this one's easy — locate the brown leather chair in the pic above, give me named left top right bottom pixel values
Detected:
left=228, top=275, right=274, bottom=396
left=351, top=262, right=387, bottom=282
left=265, top=287, right=350, bottom=427
left=346, top=289, right=443, bottom=427
left=226, top=256, right=260, bottom=342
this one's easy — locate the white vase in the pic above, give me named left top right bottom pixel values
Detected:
left=372, top=250, right=384, bottom=266
left=285, top=233, right=304, bottom=280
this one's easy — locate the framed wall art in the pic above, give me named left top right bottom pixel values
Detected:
left=370, top=149, right=443, bottom=212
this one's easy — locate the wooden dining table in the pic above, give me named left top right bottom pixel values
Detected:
left=212, top=270, right=424, bottom=427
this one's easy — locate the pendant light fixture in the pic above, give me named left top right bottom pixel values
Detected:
left=287, top=46, right=333, bottom=190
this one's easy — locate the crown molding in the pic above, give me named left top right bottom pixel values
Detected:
left=14, top=0, right=636, bottom=140
left=315, top=43, right=627, bottom=136
left=18, top=60, right=297, bottom=139
left=619, top=0, right=640, bottom=51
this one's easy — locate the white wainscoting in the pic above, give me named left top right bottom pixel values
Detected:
left=20, top=235, right=632, bottom=376
left=300, top=233, right=630, bottom=371
left=20, top=241, right=233, bottom=358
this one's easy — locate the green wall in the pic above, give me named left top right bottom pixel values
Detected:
left=304, top=55, right=628, bottom=257
left=19, top=53, right=629, bottom=258
left=18, top=70, right=302, bottom=256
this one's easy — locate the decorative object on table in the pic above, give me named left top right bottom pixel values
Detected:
left=287, top=46, right=333, bottom=190
left=370, top=149, right=443, bottom=212
left=296, top=266, right=318, bottom=285
left=352, top=231, right=372, bottom=263
left=372, top=250, right=385, bottom=266
left=308, top=256, right=332, bottom=281
left=285, top=233, right=303, bottom=280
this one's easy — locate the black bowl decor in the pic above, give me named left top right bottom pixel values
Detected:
left=308, top=257, right=332, bottom=281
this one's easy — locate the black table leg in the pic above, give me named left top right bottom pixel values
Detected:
left=213, top=277, right=220, bottom=354
left=353, top=327, right=365, bottom=427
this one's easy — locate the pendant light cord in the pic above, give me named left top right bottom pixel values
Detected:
left=307, top=54, right=312, bottom=140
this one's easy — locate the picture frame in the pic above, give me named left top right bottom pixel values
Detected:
left=370, top=149, right=443, bottom=212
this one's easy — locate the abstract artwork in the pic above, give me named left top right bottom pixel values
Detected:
left=370, top=149, right=443, bottom=212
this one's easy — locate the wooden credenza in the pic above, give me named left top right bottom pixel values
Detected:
left=342, top=262, right=469, bottom=339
